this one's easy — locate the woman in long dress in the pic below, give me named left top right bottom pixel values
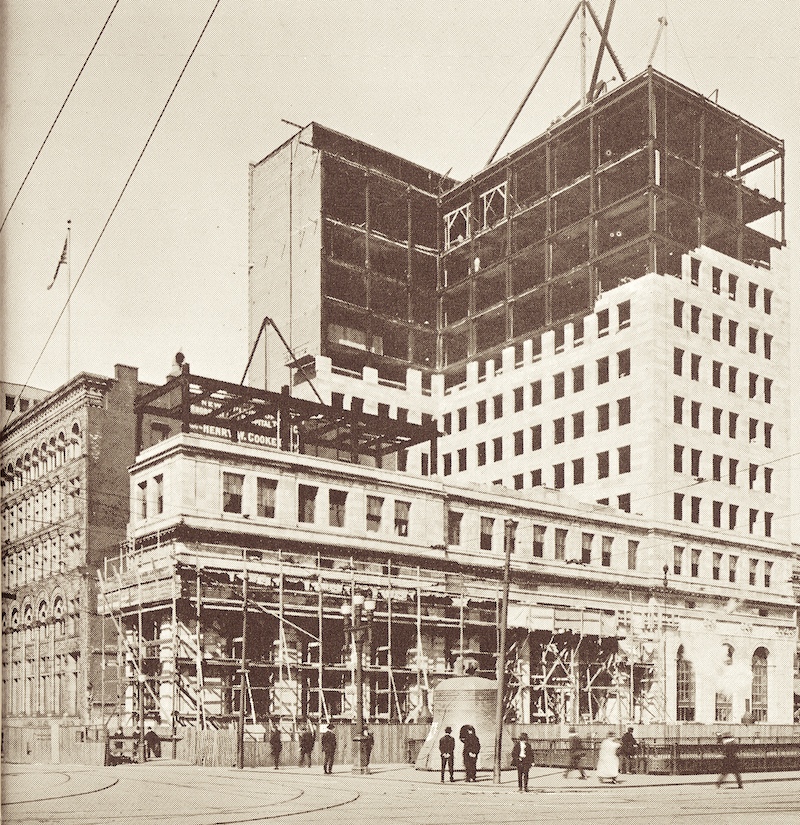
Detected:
left=596, top=731, right=621, bottom=783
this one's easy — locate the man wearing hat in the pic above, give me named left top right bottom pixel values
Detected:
left=620, top=726, right=638, bottom=774
left=321, top=723, right=337, bottom=774
left=439, top=726, right=455, bottom=782
left=511, top=732, right=534, bottom=792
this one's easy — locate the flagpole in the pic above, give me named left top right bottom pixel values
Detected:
left=66, top=219, right=71, bottom=380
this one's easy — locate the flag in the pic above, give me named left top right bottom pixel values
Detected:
left=47, top=236, right=68, bottom=290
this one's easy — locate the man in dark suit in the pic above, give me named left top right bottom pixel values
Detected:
left=439, top=726, right=455, bottom=782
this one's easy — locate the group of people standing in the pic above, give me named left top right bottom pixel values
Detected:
left=268, top=721, right=374, bottom=774
left=565, top=726, right=639, bottom=783
left=437, top=724, right=481, bottom=782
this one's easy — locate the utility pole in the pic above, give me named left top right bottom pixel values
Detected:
left=236, top=565, right=249, bottom=769
left=493, top=519, right=517, bottom=784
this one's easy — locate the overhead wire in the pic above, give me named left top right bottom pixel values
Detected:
left=7, top=0, right=224, bottom=417
left=0, top=0, right=122, bottom=235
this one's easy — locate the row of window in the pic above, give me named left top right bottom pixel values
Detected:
left=673, top=444, right=774, bottom=493
left=674, top=298, right=774, bottom=360
left=673, top=348, right=773, bottom=403
left=2, top=424, right=82, bottom=492
left=1, top=479, right=80, bottom=543
left=1, top=533, right=79, bottom=591
left=673, top=493, right=773, bottom=536
left=688, top=258, right=773, bottom=316
left=441, top=349, right=631, bottom=435
left=672, top=545, right=774, bottom=589
left=524, top=446, right=632, bottom=492
left=1, top=651, right=81, bottom=719
left=673, top=395, right=773, bottom=447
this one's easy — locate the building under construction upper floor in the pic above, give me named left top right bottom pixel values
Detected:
left=248, top=67, right=784, bottom=393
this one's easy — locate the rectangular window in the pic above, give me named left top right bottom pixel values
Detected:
left=553, top=418, right=565, bottom=444
left=554, top=527, right=568, bottom=561
left=531, top=380, right=542, bottom=406
left=493, top=436, right=503, bottom=462
left=729, top=458, right=738, bottom=486
left=493, top=394, right=503, bottom=419
left=764, top=467, right=773, bottom=493
left=573, top=317, right=584, bottom=344
left=619, top=493, right=630, bottom=512
left=627, top=540, right=638, bottom=569
left=298, top=484, right=317, bottom=523
left=712, top=552, right=722, bottom=580
left=763, top=288, right=772, bottom=314
left=729, top=412, right=738, bottom=439
left=554, top=462, right=565, bottom=489
left=764, top=422, right=772, bottom=448
left=729, top=504, right=738, bottom=530
left=531, top=425, right=541, bottom=451
left=531, top=468, right=542, bottom=487
left=597, top=356, right=609, bottom=384
left=443, top=453, right=452, bottom=475
left=597, top=403, right=610, bottom=431
left=674, top=493, right=684, bottom=521
left=729, top=555, right=738, bottom=583
left=601, top=536, right=613, bottom=567
left=749, top=463, right=758, bottom=490
left=764, top=333, right=772, bottom=360
left=154, top=475, right=163, bottom=515
left=712, top=360, right=722, bottom=388
left=572, top=458, right=584, bottom=485
left=749, top=327, right=758, bottom=354
left=573, top=411, right=585, bottom=439
left=691, top=548, right=700, bottom=577
left=690, top=353, right=700, bottom=381
left=447, top=510, right=462, bottom=545
left=712, top=407, right=722, bottom=435
left=257, top=477, right=278, bottom=519
left=477, top=399, right=487, bottom=424
left=673, top=545, right=684, bottom=575
left=572, top=365, right=584, bottom=393
left=617, top=397, right=630, bottom=425
left=749, top=372, right=758, bottom=399
left=458, top=406, right=467, bottom=430
left=533, top=525, right=545, bottom=558
left=690, top=305, right=701, bottom=333
left=394, top=500, right=411, bottom=536
left=618, top=299, right=630, bottom=329
left=673, top=298, right=684, bottom=327
left=749, top=558, right=758, bottom=586
left=618, top=445, right=631, bottom=474
left=223, top=472, right=244, bottom=514
left=458, top=447, right=467, bottom=472
left=728, top=366, right=737, bottom=393
left=764, top=560, right=773, bottom=587
left=480, top=516, right=494, bottom=551
left=442, top=412, right=452, bottom=434
left=749, top=281, right=758, bottom=308
left=618, top=348, right=631, bottom=377
left=329, top=489, right=347, bottom=527
left=581, top=533, right=593, bottom=564
left=514, top=386, right=524, bottom=412
left=691, top=496, right=700, bottom=523
left=692, top=258, right=701, bottom=285
left=673, top=347, right=684, bottom=376
left=554, top=372, right=565, bottom=399
left=513, top=473, right=523, bottom=490
left=728, top=273, right=738, bottom=300
left=713, top=500, right=722, bottom=528
left=138, top=480, right=147, bottom=520
left=691, top=401, right=700, bottom=429
left=764, top=378, right=772, bottom=404
left=749, top=508, right=758, bottom=534
left=728, top=319, right=737, bottom=347
left=366, top=495, right=383, bottom=532
left=713, top=454, right=722, bottom=481
left=513, top=430, right=524, bottom=456
left=597, top=308, right=609, bottom=336
left=597, top=450, right=610, bottom=479
left=690, top=448, right=701, bottom=477
left=674, top=396, right=684, bottom=424
left=477, top=442, right=487, bottom=466
left=712, top=313, right=721, bottom=341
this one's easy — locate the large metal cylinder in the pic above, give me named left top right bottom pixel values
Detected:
left=414, top=675, right=514, bottom=771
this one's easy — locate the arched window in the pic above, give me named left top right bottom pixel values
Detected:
left=715, top=643, right=734, bottom=721
left=57, top=433, right=66, bottom=466
left=69, top=423, right=81, bottom=460
left=676, top=645, right=695, bottom=721
left=751, top=647, right=768, bottom=722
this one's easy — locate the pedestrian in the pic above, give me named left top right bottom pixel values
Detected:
left=321, top=723, right=337, bottom=774
left=298, top=724, right=315, bottom=767
left=564, top=727, right=587, bottom=779
left=619, top=726, right=638, bottom=774
left=110, top=726, right=125, bottom=765
left=132, top=726, right=141, bottom=762
left=460, top=724, right=480, bottom=782
left=439, top=726, right=455, bottom=782
left=361, top=726, right=374, bottom=772
left=716, top=733, right=743, bottom=789
left=511, top=732, right=534, bottom=792
left=144, top=725, right=161, bottom=759
left=269, top=722, right=282, bottom=770
left=596, top=730, right=620, bottom=783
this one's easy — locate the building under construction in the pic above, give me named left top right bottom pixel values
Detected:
left=97, top=363, right=796, bottom=737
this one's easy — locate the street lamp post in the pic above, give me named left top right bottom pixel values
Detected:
left=341, top=594, right=375, bottom=773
